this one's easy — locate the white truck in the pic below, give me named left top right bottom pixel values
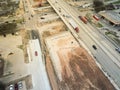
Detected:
left=68, top=19, right=79, bottom=33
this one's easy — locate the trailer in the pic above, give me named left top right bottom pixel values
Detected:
left=93, top=15, right=99, bottom=21
left=69, top=19, right=79, bottom=33
left=79, top=16, right=87, bottom=24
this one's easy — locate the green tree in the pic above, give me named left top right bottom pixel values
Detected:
left=0, top=22, right=17, bottom=35
left=93, top=0, right=105, bottom=12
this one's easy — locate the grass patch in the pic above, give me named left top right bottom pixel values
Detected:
left=113, top=0, right=120, bottom=4
left=96, top=23, right=103, bottom=28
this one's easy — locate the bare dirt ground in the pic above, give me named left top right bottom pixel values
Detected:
left=38, top=20, right=67, bottom=90
left=58, top=47, right=115, bottom=90
left=45, top=32, right=115, bottom=90
left=46, top=55, right=59, bottom=90
left=20, top=30, right=30, bottom=63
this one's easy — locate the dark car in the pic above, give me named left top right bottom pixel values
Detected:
left=31, top=15, right=33, bottom=17
left=118, top=29, right=120, bottom=31
left=115, top=48, right=120, bottom=53
left=14, top=83, right=18, bottom=90
left=92, top=45, right=97, bottom=50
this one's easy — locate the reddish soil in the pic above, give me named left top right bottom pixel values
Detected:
left=58, top=47, right=115, bottom=90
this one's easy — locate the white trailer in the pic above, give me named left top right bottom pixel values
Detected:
left=68, top=19, right=79, bottom=33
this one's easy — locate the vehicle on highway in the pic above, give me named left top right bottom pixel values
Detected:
left=93, top=15, right=99, bottom=21
left=18, top=81, right=23, bottom=89
left=68, top=18, right=79, bottom=33
left=9, top=84, right=14, bottom=90
left=115, top=47, right=120, bottom=53
left=92, top=45, right=97, bottom=50
left=78, top=16, right=87, bottom=24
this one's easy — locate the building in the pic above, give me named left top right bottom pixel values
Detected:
left=99, top=10, right=120, bottom=26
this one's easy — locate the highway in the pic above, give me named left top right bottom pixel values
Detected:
left=47, top=0, right=120, bottom=89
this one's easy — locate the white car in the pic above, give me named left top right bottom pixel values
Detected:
left=18, top=81, right=23, bottom=89
left=9, top=84, right=14, bottom=90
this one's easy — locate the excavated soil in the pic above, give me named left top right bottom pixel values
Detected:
left=45, top=32, right=115, bottom=90
left=58, top=47, right=115, bottom=90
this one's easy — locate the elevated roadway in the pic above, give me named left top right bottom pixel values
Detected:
left=47, top=0, right=120, bottom=89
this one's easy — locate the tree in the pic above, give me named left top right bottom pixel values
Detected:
left=0, top=82, right=5, bottom=90
left=93, top=0, right=105, bottom=12
left=0, top=22, right=17, bottom=35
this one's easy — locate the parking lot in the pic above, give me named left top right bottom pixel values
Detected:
left=0, top=34, right=28, bottom=89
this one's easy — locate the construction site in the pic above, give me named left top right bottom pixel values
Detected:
left=0, top=0, right=118, bottom=89
left=30, top=0, right=116, bottom=89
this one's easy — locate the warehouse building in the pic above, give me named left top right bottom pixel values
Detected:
left=99, top=10, right=120, bottom=26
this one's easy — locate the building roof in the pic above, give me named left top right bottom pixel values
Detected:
left=99, top=10, right=120, bottom=25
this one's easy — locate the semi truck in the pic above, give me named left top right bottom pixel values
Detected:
left=93, top=15, right=99, bottom=21
left=79, top=16, right=87, bottom=24
left=69, top=19, right=79, bottom=33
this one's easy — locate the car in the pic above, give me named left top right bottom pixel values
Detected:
left=92, top=45, right=97, bottom=50
left=35, top=51, right=38, bottom=56
left=18, top=81, right=23, bottom=89
left=14, top=83, right=18, bottom=90
left=118, top=29, right=120, bottom=31
left=9, top=84, right=14, bottom=90
left=115, top=48, right=120, bottom=53
left=31, top=15, right=33, bottom=17
left=41, top=17, right=45, bottom=19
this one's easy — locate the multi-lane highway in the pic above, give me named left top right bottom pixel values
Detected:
left=47, top=0, right=120, bottom=89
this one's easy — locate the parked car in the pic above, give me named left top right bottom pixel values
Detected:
left=18, top=81, right=23, bottom=89
left=14, top=83, right=18, bottom=90
left=31, top=15, right=33, bottom=17
left=35, top=51, right=38, bottom=56
left=118, top=29, right=120, bottom=31
left=9, top=84, right=14, bottom=90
